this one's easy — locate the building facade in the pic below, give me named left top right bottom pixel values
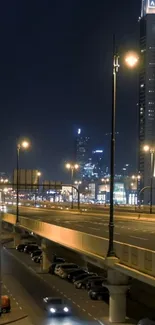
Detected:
left=139, top=0, right=155, bottom=203
left=75, top=128, right=90, bottom=179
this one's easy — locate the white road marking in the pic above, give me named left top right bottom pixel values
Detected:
left=114, top=232, right=120, bottom=235
left=130, top=235, right=148, bottom=241
left=77, top=304, right=80, bottom=308
left=89, top=227, right=99, bottom=231
left=88, top=313, right=92, bottom=317
left=82, top=308, right=86, bottom=312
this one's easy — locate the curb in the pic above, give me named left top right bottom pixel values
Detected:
left=0, top=314, right=28, bottom=325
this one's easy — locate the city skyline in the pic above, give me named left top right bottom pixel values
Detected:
left=0, top=0, right=140, bottom=181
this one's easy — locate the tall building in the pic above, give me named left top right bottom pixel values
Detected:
left=92, top=150, right=104, bottom=179
left=139, top=0, right=155, bottom=203
left=75, top=128, right=90, bottom=178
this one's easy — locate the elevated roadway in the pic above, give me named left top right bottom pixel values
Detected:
left=7, top=206, right=155, bottom=250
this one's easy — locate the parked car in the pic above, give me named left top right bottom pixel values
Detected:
left=74, top=275, right=98, bottom=289
left=31, top=249, right=42, bottom=259
left=43, top=297, right=71, bottom=316
left=86, top=277, right=105, bottom=290
left=60, top=268, right=80, bottom=279
left=24, top=244, right=39, bottom=254
left=67, top=269, right=87, bottom=282
left=16, top=242, right=36, bottom=252
left=54, top=263, right=79, bottom=277
left=137, top=318, right=155, bottom=325
left=88, top=286, right=109, bottom=300
left=49, top=259, right=65, bottom=274
left=33, top=255, right=42, bottom=263
left=72, top=272, right=94, bottom=283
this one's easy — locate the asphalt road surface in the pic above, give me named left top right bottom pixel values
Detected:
left=7, top=206, right=155, bottom=250
left=2, top=247, right=97, bottom=325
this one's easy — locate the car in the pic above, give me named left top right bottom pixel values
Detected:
left=43, top=297, right=71, bottom=316
left=60, top=268, right=80, bottom=279
left=24, top=244, right=39, bottom=254
left=88, top=286, right=109, bottom=300
left=16, top=242, right=36, bottom=252
left=49, top=259, right=66, bottom=274
left=137, top=318, right=155, bottom=325
left=74, top=274, right=98, bottom=289
left=33, top=255, right=42, bottom=263
left=86, top=277, right=105, bottom=290
left=31, top=249, right=42, bottom=259
left=54, top=263, right=78, bottom=277
left=67, top=269, right=87, bottom=282
left=72, top=272, right=94, bottom=283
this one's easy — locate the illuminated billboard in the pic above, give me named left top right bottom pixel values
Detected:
left=141, top=0, right=155, bottom=16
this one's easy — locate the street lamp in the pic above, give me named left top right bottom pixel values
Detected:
left=143, top=145, right=155, bottom=214
left=34, top=171, right=41, bottom=207
left=66, top=163, right=79, bottom=209
left=107, top=36, right=139, bottom=257
left=131, top=175, right=141, bottom=205
left=16, top=139, right=30, bottom=223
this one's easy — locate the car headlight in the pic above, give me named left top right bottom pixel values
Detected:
left=50, top=308, right=56, bottom=313
left=63, top=307, right=69, bottom=312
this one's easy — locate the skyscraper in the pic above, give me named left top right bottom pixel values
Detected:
left=139, top=0, right=155, bottom=203
left=75, top=128, right=90, bottom=179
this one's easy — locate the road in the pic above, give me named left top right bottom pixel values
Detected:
left=2, top=247, right=98, bottom=325
left=7, top=206, right=155, bottom=250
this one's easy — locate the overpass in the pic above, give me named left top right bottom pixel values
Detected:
left=2, top=211, right=155, bottom=323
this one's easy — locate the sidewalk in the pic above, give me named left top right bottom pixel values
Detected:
left=0, top=283, right=28, bottom=325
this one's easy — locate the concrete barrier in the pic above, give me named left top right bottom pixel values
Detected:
left=2, top=213, right=155, bottom=285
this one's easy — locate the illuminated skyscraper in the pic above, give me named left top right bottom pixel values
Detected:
left=75, top=128, right=90, bottom=178
left=139, top=0, right=155, bottom=203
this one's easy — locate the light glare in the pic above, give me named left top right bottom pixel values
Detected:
left=125, top=54, right=139, bottom=68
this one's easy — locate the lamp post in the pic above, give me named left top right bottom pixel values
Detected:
left=107, top=36, right=139, bottom=257
left=131, top=175, right=141, bottom=205
left=16, top=140, right=30, bottom=223
left=144, top=145, right=155, bottom=214
left=101, top=178, right=109, bottom=204
left=35, top=172, right=41, bottom=207
left=66, top=163, right=79, bottom=209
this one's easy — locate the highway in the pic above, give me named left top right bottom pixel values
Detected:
left=2, top=246, right=98, bottom=325
left=7, top=206, right=155, bottom=250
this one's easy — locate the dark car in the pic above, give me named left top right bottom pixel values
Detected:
left=24, top=244, right=39, bottom=254
left=49, top=259, right=66, bottom=274
left=16, top=242, right=36, bottom=252
left=43, top=297, right=71, bottom=316
left=31, top=249, right=42, bottom=259
left=86, top=277, right=105, bottom=290
left=88, top=286, right=109, bottom=300
left=74, top=274, right=98, bottom=289
left=67, top=269, right=87, bottom=282
left=73, top=272, right=94, bottom=283
left=33, top=255, right=42, bottom=263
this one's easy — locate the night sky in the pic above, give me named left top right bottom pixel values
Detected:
left=0, top=0, right=141, bottom=181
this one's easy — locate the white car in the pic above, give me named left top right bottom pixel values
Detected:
left=54, top=263, right=78, bottom=277
left=138, top=318, right=155, bottom=325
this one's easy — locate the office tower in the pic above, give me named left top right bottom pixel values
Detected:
left=75, top=128, right=90, bottom=179
left=139, top=0, right=155, bottom=203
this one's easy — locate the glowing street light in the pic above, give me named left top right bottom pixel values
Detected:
left=107, top=35, right=139, bottom=258
left=125, top=53, right=139, bottom=68
left=16, top=138, right=30, bottom=223
left=143, top=145, right=155, bottom=214
left=65, top=163, right=79, bottom=209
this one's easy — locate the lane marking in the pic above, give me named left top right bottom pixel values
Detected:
left=77, top=304, right=80, bottom=308
left=88, top=313, right=92, bottom=317
left=89, top=227, right=99, bottom=231
left=82, top=308, right=86, bottom=312
left=130, top=235, right=148, bottom=241
left=73, top=301, right=76, bottom=304
left=114, top=232, right=120, bottom=235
